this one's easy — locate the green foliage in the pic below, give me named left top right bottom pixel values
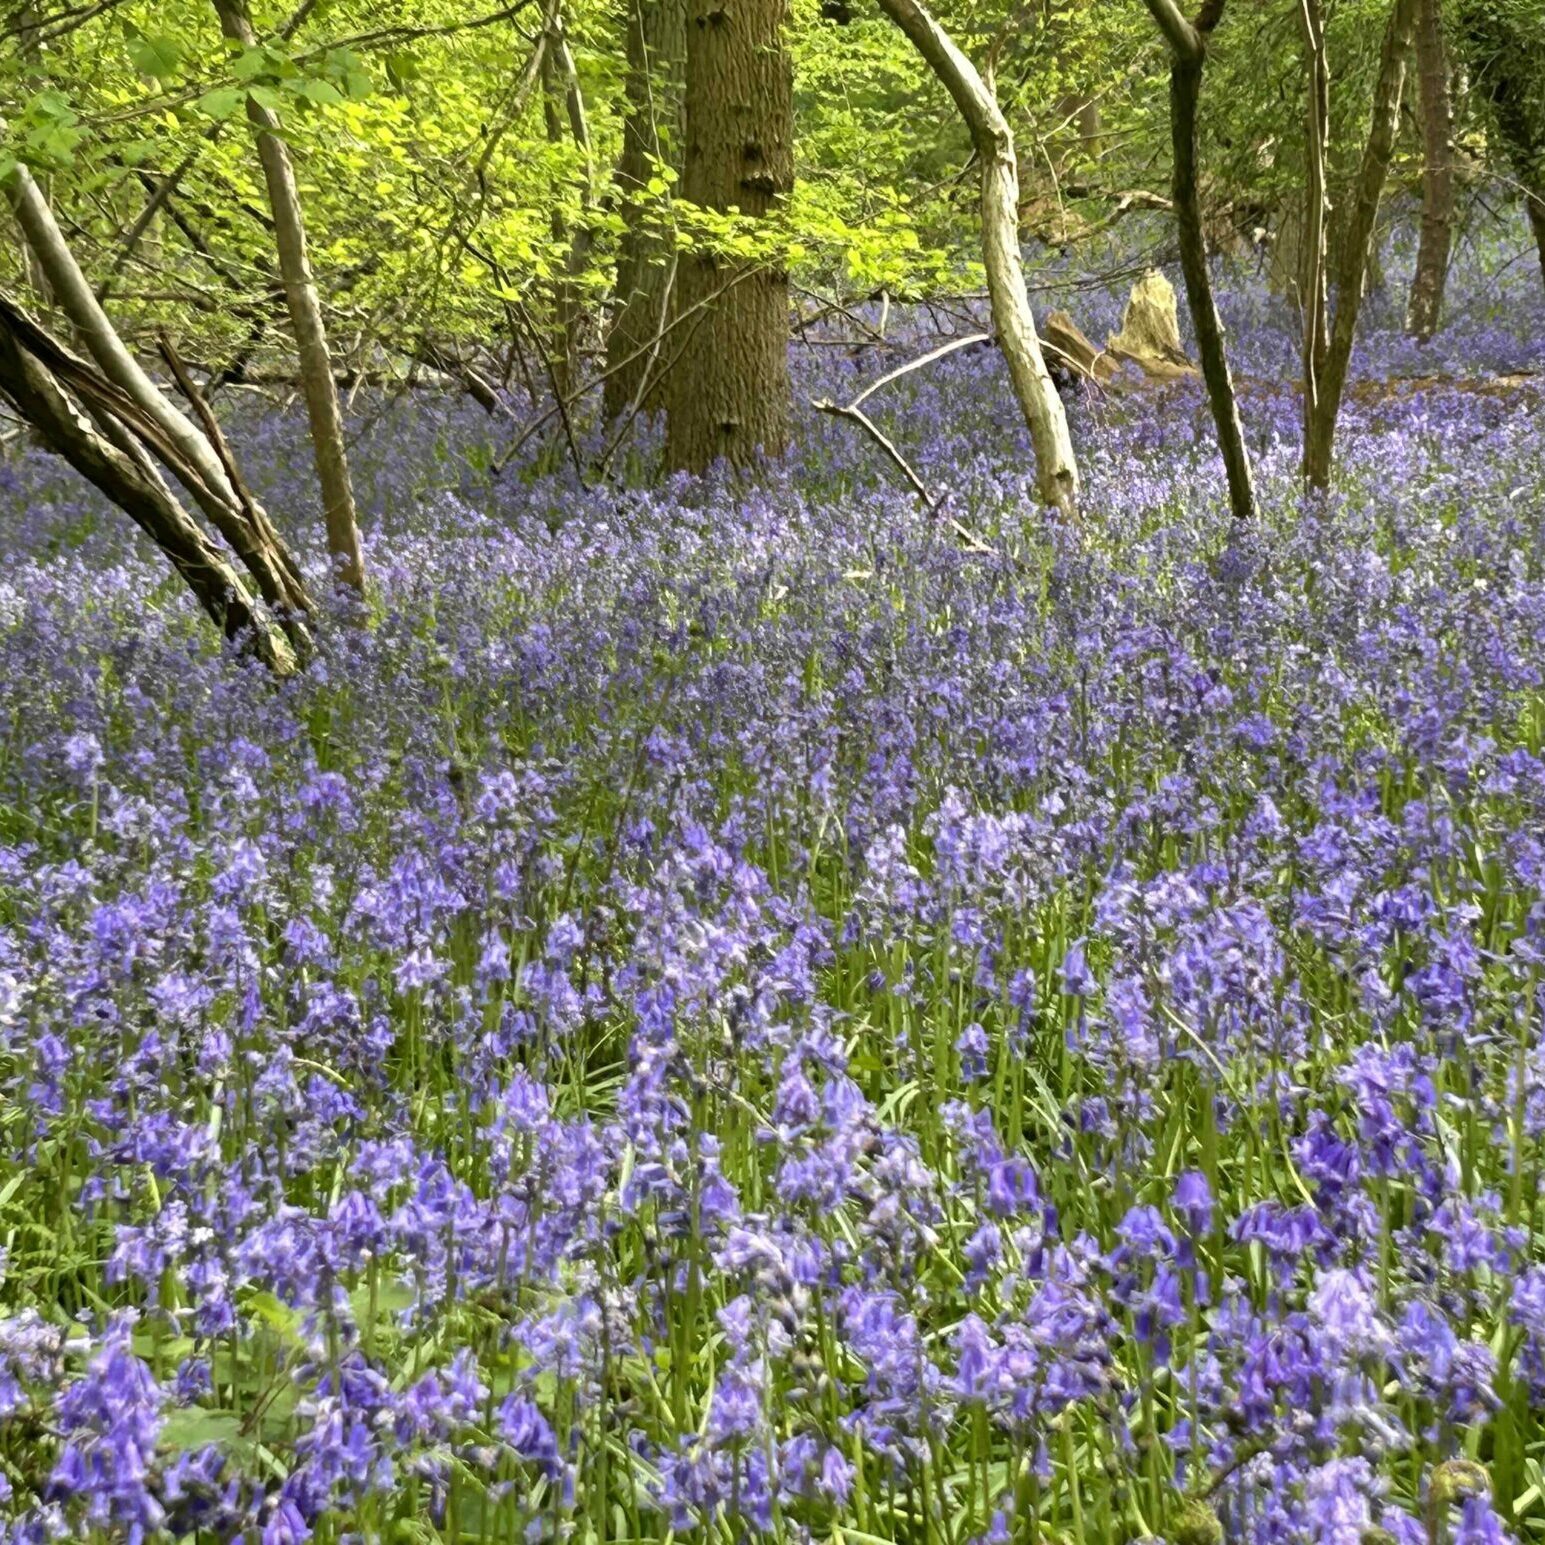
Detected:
left=0, top=0, right=1534, bottom=377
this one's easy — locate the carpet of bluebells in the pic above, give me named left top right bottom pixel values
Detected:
left=3, top=219, right=1545, bottom=1545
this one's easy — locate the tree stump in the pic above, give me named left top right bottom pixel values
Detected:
left=1105, top=269, right=1197, bottom=380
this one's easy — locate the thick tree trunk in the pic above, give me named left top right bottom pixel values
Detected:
left=1145, top=0, right=1256, bottom=522
left=665, top=0, right=793, bottom=472
left=1298, top=0, right=1332, bottom=485
left=604, top=0, right=686, bottom=418
left=875, top=0, right=1079, bottom=513
left=1, top=146, right=313, bottom=634
left=1460, top=0, right=1545, bottom=295
left=1304, top=0, right=1416, bottom=490
left=0, top=305, right=296, bottom=674
left=212, top=0, right=365, bottom=594
left=1407, top=0, right=1454, bottom=338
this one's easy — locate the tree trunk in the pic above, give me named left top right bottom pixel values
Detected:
left=665, top=0, right=793, bottom=472
left=1407, top=0, right=1454, bottom=338
left=1, top=145, right=313, bottom=634
left=1298, top=0, right=1332, bottom=486
left=1145, top=0, right=1256, bottom=521
left=604, top=0, right=686, bottom=418
left=875, top=0, right=1079, bottom=514
left=1304, top=0, right=1416, bottom=490
left=1459, top=0, right=1545, bottom=295
left=542, top=21, right=599, bottom=399
left=0, top=303, right=297, bottom=674
left=211, top=0, right=365, bottom=594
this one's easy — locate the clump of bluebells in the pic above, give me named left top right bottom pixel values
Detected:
left=0, top=230, right=1544, bottom=1544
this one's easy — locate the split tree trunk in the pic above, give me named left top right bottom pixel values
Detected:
left=665, top=0, right=793, bottom=471
left=1407, top=0, right=1454, bottom=338
left=604, top=0, right=686, bottom=418
left=1304, top=0, right=1416, bottom=490
left=1144, top=0, right=1256, bottom=521
left=0, top=302, right=296, bottom=674
left=1, top=145, right=313, bottom=637
left=211, top=0, right=366, bottom=594
left=875, top=0, right=1078, bottom=514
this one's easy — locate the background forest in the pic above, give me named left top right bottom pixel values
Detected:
left=5, top=1, right=1545, bottom=1544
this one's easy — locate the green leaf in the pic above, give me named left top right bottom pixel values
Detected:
left=248, top=84, right=286, bottom=112
left=294, top=78, right=344, bottom=106
left=159, top=1407, right=246, bottom=1454
left=232, top=47, right=272, bottom=82
left=196, top=87, right=244, bottom=120
left=347, top=1277, right=417, bottom=1328
left=243, top=1291, right=305, bottom=1346
left=126, top=31, right=184, bottom=81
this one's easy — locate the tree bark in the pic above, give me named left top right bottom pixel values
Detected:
left=875, top=0, right=1079, bottom=513
left=211, top=0, right=366, bottom=594
left=1406, top=0, right=1454, bottom=338
left=1304, top=0, right=1416, bottom=490
left=1145, top=0, right=1256, bottom=522
left=604, top=0, right=686, bottom=418
left=1459, top=0, right=1545, bottom=294
left=1297, top=0, right=1331, bottom=485
left=541, top=20, right=599, bottom=398
left=0, top=302, right=297, bottom=674
left=665, top=0, right=793, bottom=472
left=0, top=144, right=313, bottom=633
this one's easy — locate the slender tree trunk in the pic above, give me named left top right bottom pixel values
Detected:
left=1298, top=0, right=1332, bottom=485
left=875, top=0, right=1078, bottom=513
left=212, top=0, right=366, bottom=594
left=0, top=304, right=297, bottom=674
left=542, top=21, right=598, bottom=398
left=605, top=0, right=686, bottom=418
left=1407, top=0, right=1454, bottom=338
left=1460, top=0, right=1545, bottom=294
left=1304, top=0, right=1416, bottom=489
left=1145, top=0, right=1255, bottom=521
left=665, top=0, right=793, bottom=471
left=1, top=146, right=313, bottom=633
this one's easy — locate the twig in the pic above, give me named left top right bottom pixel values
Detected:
left=813, top=397, right=935, bottom=504
left=812, top=396, right=995, bottom=554
left=488, top=265, right=755, bottom=475
left=851, top=330, right=991, bottom=408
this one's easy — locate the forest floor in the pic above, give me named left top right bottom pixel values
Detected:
left=1, top=234, right=1544, bottom=1543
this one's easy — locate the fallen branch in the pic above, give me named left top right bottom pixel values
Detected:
left=813, top=397, right=936, bottom=506
left=850, top=330, right=991, bottom=408
left=812, top=342, right=997, bottom=555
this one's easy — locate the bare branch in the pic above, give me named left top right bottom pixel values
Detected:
left=851, top=331, right=991, bottom=409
